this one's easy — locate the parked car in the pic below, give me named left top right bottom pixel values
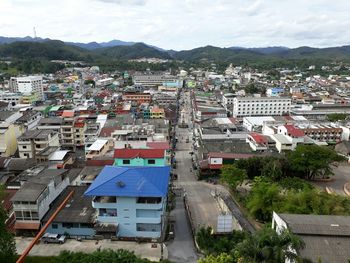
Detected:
left=41, top=233, right=66, bottom=244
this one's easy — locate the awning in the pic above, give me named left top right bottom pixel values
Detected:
left=15, top=221, right=40, bottom=230
left=94, top=223, right=118, bottom=233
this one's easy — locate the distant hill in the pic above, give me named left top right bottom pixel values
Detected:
left=67, top=39, right=137, bottom=50
left=173, top=45, right=266, bottom=63
left=230, top=46, right=290, bottom=54
left=0, top=36, right=162, bottom=51
left=95, top=43, right=171, bottom=60
left=1, top=37, right=350, bottom=65
left=0, top=40, right=94, bottom=61
left=271, top=46, right=350, bottom=60
left=173, top=45, right=350, bottom=63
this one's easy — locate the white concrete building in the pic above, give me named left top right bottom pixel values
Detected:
left=232, top=97, right=291, bottom=117
left=10, top=76, right=43, bottom=101
left=222, top=93, right=235, bottom=110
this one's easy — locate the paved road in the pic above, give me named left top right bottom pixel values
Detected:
left=312, top=163, right=350, bottom=195
left=167, top=189, right=198, bottom=263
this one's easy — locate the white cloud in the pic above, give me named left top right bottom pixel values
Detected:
left=0, top=0, right=349, bottom=50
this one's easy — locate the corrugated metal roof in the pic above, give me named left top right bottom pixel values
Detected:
left=84, top=166, right=170, bottom=197
left=49, top=150, right=70, bottom=161
left=114, top=148, right=165, bottom=159
left=88, top=139, right=108, bottom=151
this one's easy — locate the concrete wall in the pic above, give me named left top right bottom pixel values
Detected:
left=114, top=157, right=166, bottom=167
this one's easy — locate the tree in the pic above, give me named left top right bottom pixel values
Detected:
left=261, top=159, right=283, bottom=181
left=246, top=181, right=281, bottom=222
left=220, top=165, right=247, bottom=190
left=198, top=253, right=234, bottom=263
left=53, top=249, right=154, bottom=263
left=244, top=83, right=259, bottom=94
left=84, top=79, right=96, bottom=88
left=326, top=113, right=347, bottom=122
left=287, top=145, right=344, bottom=180
left=0, top=187, right=16, bottom=263
left=235, top=227, right=304, bottom=263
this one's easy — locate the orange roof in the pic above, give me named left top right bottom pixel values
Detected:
left=62, top=110, right=75, bottom=117
left=15, top=221, right=40, bottom=230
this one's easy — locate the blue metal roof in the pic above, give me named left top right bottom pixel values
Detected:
left=84, top=166, right=170, bottom=197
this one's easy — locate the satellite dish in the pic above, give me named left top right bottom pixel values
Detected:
left=116, top=181, right=125, bottom=188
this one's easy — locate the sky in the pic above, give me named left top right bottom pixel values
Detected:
left=0, top=0, right=349, bottom=50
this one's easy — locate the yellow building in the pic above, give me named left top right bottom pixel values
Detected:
left=150, top=107, right=165, bottom=119
left=0, top=123, right=23, bottom=157
left=21, top=93, right=40, bottom=104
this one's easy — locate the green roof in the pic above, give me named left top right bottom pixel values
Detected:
left=49, top=106, right=62, bottom=112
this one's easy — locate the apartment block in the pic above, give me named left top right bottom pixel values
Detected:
left=18, top=130, right=59, bottom=159
left=9, top=76, right=44, bottom=103
left=11, top=169, right=70, bottom=233
left=84, top=166, right=170, bottom=239
left=232, top=97, right=291, bottom=117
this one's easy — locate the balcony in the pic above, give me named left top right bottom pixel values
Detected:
left=92, top=196, right=117, bottom=209
left=135, top=203, right=163, bottom=210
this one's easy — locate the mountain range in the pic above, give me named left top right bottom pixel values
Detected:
left=1, top=36, right=350, bottom=63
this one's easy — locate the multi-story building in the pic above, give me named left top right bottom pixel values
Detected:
left=60, top=111, right=75, bottom=150
left=17, top=130, right=60, bottom=159
left=84, top=166, right=170, bottom=239
left=73, top=118, right=86, bottom=148
left=9, top=76, right=43, bottom=103
left=15, top=111, right=42, bottom=131
left=0, top=123, right=22, bottom=157
left=11, top=169, right=70, bottom=234
left=86, top=139, right=113, bottom=160
left=0, top=91, right=22, bottom=106
left=150, top=107, right=165, bottom=119
left=133, top=74, right=179, bottom=88
left=113, top=148, right=169, bottom=166
left=232, top=97, right=291, bottom=117
left=222, top=93, right=235, bottom=111
left=122, top=93, right=151, bottom=105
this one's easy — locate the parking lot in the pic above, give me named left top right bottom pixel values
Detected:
left=16, top=237, right=166, bottom=261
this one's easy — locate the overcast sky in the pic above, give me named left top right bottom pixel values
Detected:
left=1, top=0, right=349, bottom=50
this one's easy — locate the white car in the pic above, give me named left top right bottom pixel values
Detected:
left=41, top=233, right=66, bottom=244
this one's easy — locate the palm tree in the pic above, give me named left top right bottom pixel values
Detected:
left=235, top=227, right=304, bottom=263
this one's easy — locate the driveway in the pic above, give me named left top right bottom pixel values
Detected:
left=312, top=163, right=350, bottom=195
left=16, top=237, right=165, bottom=261
left=167, top=189, right=198, bottom=263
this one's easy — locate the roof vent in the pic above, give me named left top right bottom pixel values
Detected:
left=116, top=181, right=125, bottom=188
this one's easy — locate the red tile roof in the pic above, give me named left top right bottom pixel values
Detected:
left=114, top=149, right=165, bottom=159
left=284, top=124, right=305, bottom=137
left=249, top=132, right=268, bottom=144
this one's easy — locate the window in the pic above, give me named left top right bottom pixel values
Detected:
left=52, top=223, right=58, bottom=229
left=62, top=223, right=73, bottom=228
left=122, top=160, right=130, bottom=164
left=148, top=159, right=156, bottom=164
left=22, top=145, right=27, bottom=149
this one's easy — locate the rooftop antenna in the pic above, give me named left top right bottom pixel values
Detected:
left=33, top=27, right=37, bottom=39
